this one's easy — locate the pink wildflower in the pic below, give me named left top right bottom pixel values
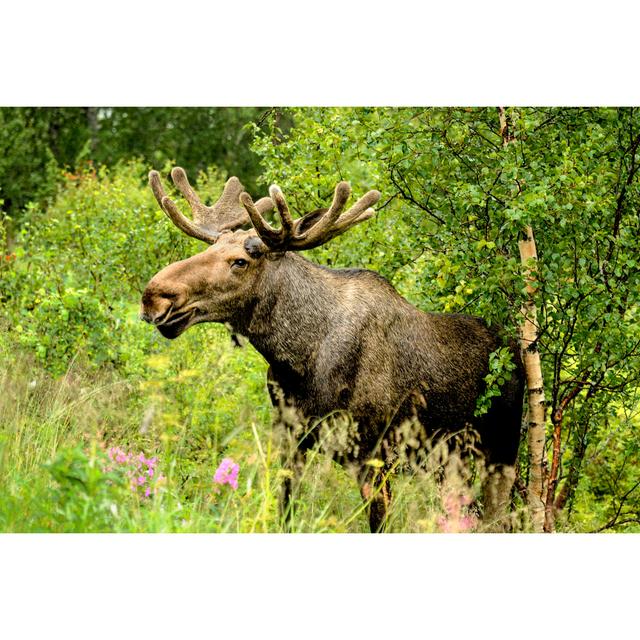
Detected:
left=460, top=515, right=478, bottom=530
left=437, top=491, right=478, bottom=533
left=437, top=516, right=454, bottom=533
left=213, top=458, right=240, bottom=490
left=103, top=445, right=163, bottom=499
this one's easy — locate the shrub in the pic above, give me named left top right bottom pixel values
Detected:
left=0, top=160, right=224, bottom=375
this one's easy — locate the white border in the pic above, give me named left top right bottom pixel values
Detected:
left=2, top=1, right=640, bottom=105
left=1, top=1, right=639, bottom=635
left=1, top=534, right=638, bottom=637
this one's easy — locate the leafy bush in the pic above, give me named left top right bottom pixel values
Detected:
left=0, top=159, right=220, bottom=374
left=45, top=446, right=130, bottom=532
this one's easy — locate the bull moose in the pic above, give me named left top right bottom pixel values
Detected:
left=140, top=167, right=525, bottom=532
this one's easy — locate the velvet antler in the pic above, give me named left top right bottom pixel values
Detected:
left=239, top=182, right=381, bottom=251
left=149, top=167, right=274, bottom=244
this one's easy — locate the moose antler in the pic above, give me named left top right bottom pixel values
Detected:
left=239, top=182, right=381, bottom=251
left=149, top=167, right=274, bottom=244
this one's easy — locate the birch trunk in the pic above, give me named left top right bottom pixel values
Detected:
left=518, top=227, right=547, bottom=532
left=498, top=107, right=547, bottom=532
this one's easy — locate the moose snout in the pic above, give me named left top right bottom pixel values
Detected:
left=140, top=281, right=188, bottom=325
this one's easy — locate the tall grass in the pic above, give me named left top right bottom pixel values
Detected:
left=0, top=329, right=514, bottom=533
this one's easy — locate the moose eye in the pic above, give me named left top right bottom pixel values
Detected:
left=232, top=258, right=248, bottom=268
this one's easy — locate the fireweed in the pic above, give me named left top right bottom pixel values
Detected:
left=213, top=458, right=239, bottom=491
left=437, top=491, right=478, bottom=533
left=105, top=447, right=165, bottom=498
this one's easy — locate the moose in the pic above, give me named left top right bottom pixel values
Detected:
left=141, top=167, right=525, bottom=532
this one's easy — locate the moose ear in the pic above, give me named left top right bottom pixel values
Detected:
left=244, top=235, right=267, bottom=258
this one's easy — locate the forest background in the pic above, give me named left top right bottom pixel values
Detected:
left=0, top=106, right=638, bottom=533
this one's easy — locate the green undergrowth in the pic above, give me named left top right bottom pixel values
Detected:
left=1, top=330, right=482, bottom=533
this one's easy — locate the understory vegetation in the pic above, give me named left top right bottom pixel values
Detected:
left=1, top=107, right=639, bottom=532
left=0, top=338, right=491, bottom=533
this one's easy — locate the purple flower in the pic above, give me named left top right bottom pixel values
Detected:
left=213, top=458, right=239, bottom=490
left=103, top=445, right=163, bottom=499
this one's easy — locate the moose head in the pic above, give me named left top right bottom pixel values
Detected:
left=140, top=167, right=381, bottom=339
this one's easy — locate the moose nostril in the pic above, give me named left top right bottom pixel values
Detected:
left=140, top=290, right=175, bottom=325
left=139, top=304, right=155, bottom=323
left=140, top=306, right=172, bottom=325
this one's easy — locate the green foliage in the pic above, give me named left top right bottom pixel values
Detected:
left=1, top=107, right=639, bottom=532
left=0, top=108, right=62, bottom=216
left=0, top=107, right=266, bottom=223
left=93, top=108, right=265, bottom=192
left=475, top=347, right=518, bottom=417
left=44, top=445, right=129, bottom=532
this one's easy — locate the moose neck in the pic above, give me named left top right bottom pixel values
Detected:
left=231, top=253, right=335, bottom=378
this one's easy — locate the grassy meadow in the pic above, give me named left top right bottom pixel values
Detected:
left=0, top=322, right=486, bottom=533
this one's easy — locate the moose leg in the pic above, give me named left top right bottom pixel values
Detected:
left=480, top=388, right=521, bottom=531
left=359, top=466, right=392, bottom=533
left=267, top=367, right=307, bottom=531
left=280, top=448, right=305, bottom=531
left=481, top=464, right=516, bottom=532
